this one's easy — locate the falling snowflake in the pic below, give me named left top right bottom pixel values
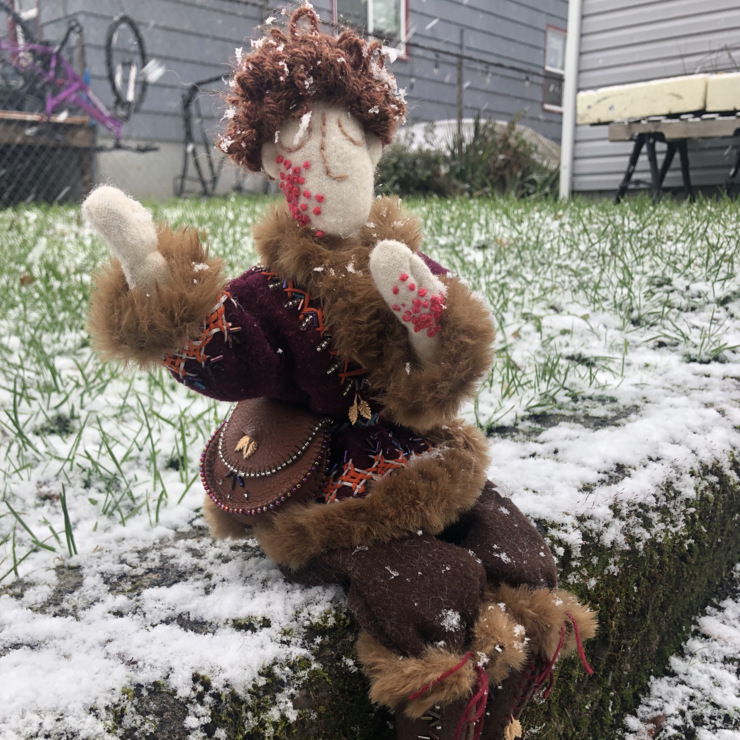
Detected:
left=294, top=111, right=312, bottom=146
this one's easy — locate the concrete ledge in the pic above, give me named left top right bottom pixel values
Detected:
left=3, top=448, right=738, bottom=739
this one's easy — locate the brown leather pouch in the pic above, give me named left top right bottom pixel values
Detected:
left=200, top=398, right=331, bottom=524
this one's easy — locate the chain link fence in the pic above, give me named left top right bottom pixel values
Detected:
left=1, top=0, right=562, bottom=207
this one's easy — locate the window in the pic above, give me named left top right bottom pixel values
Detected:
left=335, top=0, right=407, bottom=52
left=543, top=25, right=566, bottom=112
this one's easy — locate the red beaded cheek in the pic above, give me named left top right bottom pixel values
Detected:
left=276, top=156, right=326, bottom=237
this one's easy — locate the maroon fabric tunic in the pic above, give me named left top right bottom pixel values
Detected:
left=164, top=255, right=447, bottom=503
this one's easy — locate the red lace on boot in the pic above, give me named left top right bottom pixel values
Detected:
left=509, top=612, right=594, bottom=725
left=408, top=614, right=593, bottom=740
left=408, top=652, right=490, bottom=740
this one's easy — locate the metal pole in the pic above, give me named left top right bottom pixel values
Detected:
left=559, top=0, right=584, bottom=199
left=457, top=28, right=464, bottom=158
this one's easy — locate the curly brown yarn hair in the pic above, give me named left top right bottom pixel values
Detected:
left=220, top=6, right=406, bottom=173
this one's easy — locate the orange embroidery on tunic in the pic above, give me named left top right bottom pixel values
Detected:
left=163, top=292, right=239, bottom=379
left=262, top=271, right=328, bottom=335
left=320, top=448, right=427, bottom=503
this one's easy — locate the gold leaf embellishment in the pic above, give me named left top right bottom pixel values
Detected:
left=349, top=395, right=372, bottom=425
left=348, top=398, right=359, bottom=425
left=358, top=398, right=372, bottom=420
left=504, top=719, right=522, bottom=740
left=235, top=435, right=259, bottom=459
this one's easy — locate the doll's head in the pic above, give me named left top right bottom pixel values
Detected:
left=220, top=6, right=406, bottom=238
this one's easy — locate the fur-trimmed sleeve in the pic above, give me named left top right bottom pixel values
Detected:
left=87, top=225, right=226, bottom=369
left=373, top=278, right=495, bottom=430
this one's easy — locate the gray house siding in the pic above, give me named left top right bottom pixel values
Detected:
left=32, top=0, right=565, bottom=197
left=399, top=0, right=567, bottom=143
left=572, top=0, right=740, bottom=193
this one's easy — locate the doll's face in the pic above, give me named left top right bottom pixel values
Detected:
left=261, top=101, right=382, bottom=239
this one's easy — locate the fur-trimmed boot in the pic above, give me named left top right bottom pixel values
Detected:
left=479, top=585, right=599, bottom=740
left=357, top=585, right=533, bottom=740
left=377, top=584, right=598, bottom=740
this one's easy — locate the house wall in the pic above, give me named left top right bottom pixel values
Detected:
left=395, top=0, right=568, bottom=144
left=572, top=0, right=740, bottom=193
left=32, top=0, right=566, bottom=198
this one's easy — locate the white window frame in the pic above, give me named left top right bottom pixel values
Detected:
left=543, top=25, right=566, bottom=113
left=333, top=0, right=408, bottom=58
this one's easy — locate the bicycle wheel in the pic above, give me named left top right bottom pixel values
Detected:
left=0, top=0, right=42, bottom=111
left=105, top=14, right=148, bottom=121
left=0, top=1, right=36, bottom=44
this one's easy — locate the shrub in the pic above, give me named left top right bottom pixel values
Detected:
left=376, top=114, right=559, bottom=199
left=375, top=125, right=453, bottom=197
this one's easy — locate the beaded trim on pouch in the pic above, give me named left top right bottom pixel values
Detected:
left=217, top=404, right=331, bottom=478
left=200, top=413, right=331, bottom=517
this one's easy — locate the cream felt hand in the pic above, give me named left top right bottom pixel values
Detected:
left=369, top=240, right=446, bottom=365
left=82, top=186, right=169, bottom=291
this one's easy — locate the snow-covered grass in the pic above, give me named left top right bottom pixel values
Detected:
left=2, top=193, right=740, bottom=737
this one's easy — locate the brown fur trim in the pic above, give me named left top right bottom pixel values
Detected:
left=252, top=421, right=490, bottom=568
left=203, top=495, right=250, bottom=540
left=376, top=279, right=495, bottom=429
left=254, top=197, right=495, bottom=431
left=489, top=584, right=598, bottom=661
left=471, top=600, right=528, bottom=685
left=356, top=631, right=477, bottom=719
left=87, top=225, right=225, bottom=369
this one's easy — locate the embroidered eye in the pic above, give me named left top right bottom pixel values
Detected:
left=277, top=119, right=313, bottom=153
left=337, top=116, right=365, bottom=147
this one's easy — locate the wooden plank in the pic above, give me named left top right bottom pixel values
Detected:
left=608, top=118, right=740, bottom=142
left=577, top=75, right=708, bottom=125
left=706, top=73, right=740, bottom=113
left=0, top=119, right=94, bottom=148
left=0, top=110, right=91, bottom=126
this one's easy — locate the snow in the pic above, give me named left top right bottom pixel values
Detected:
left=623, top=564, right=740, bottom=739
left=294, top=111, right=312, bottom=146
left=2, top=198, right=740, bottom=735
left=440, top=609, right=461, bottom=632
left=0, top=531, right=343, bottom=738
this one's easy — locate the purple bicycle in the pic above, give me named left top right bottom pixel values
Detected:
left=0, top=4, right=151, bottom=144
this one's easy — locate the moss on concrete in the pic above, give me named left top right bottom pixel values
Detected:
left=16, top=454, right=738, bottom=739
left=523, top=456, right=740, bottom=739
left=104, top=610, right=394, bottom=740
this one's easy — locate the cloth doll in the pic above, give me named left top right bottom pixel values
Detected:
left=83, top=8, right=597, bottom=740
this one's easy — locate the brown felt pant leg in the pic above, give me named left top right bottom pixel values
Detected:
left=280, top=534, right=487, bottom=658
left=279, top=481, right=557, bottom=659
left=438, top=481, right=557, bottom=590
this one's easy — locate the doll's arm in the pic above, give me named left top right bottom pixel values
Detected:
left=369, top=240, right=446, bottom=365
left=84, top=188, right=284, bottom=400
left=85, top=186, right=229, bottom=369
left=368, top=245, right=495, bottom=430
